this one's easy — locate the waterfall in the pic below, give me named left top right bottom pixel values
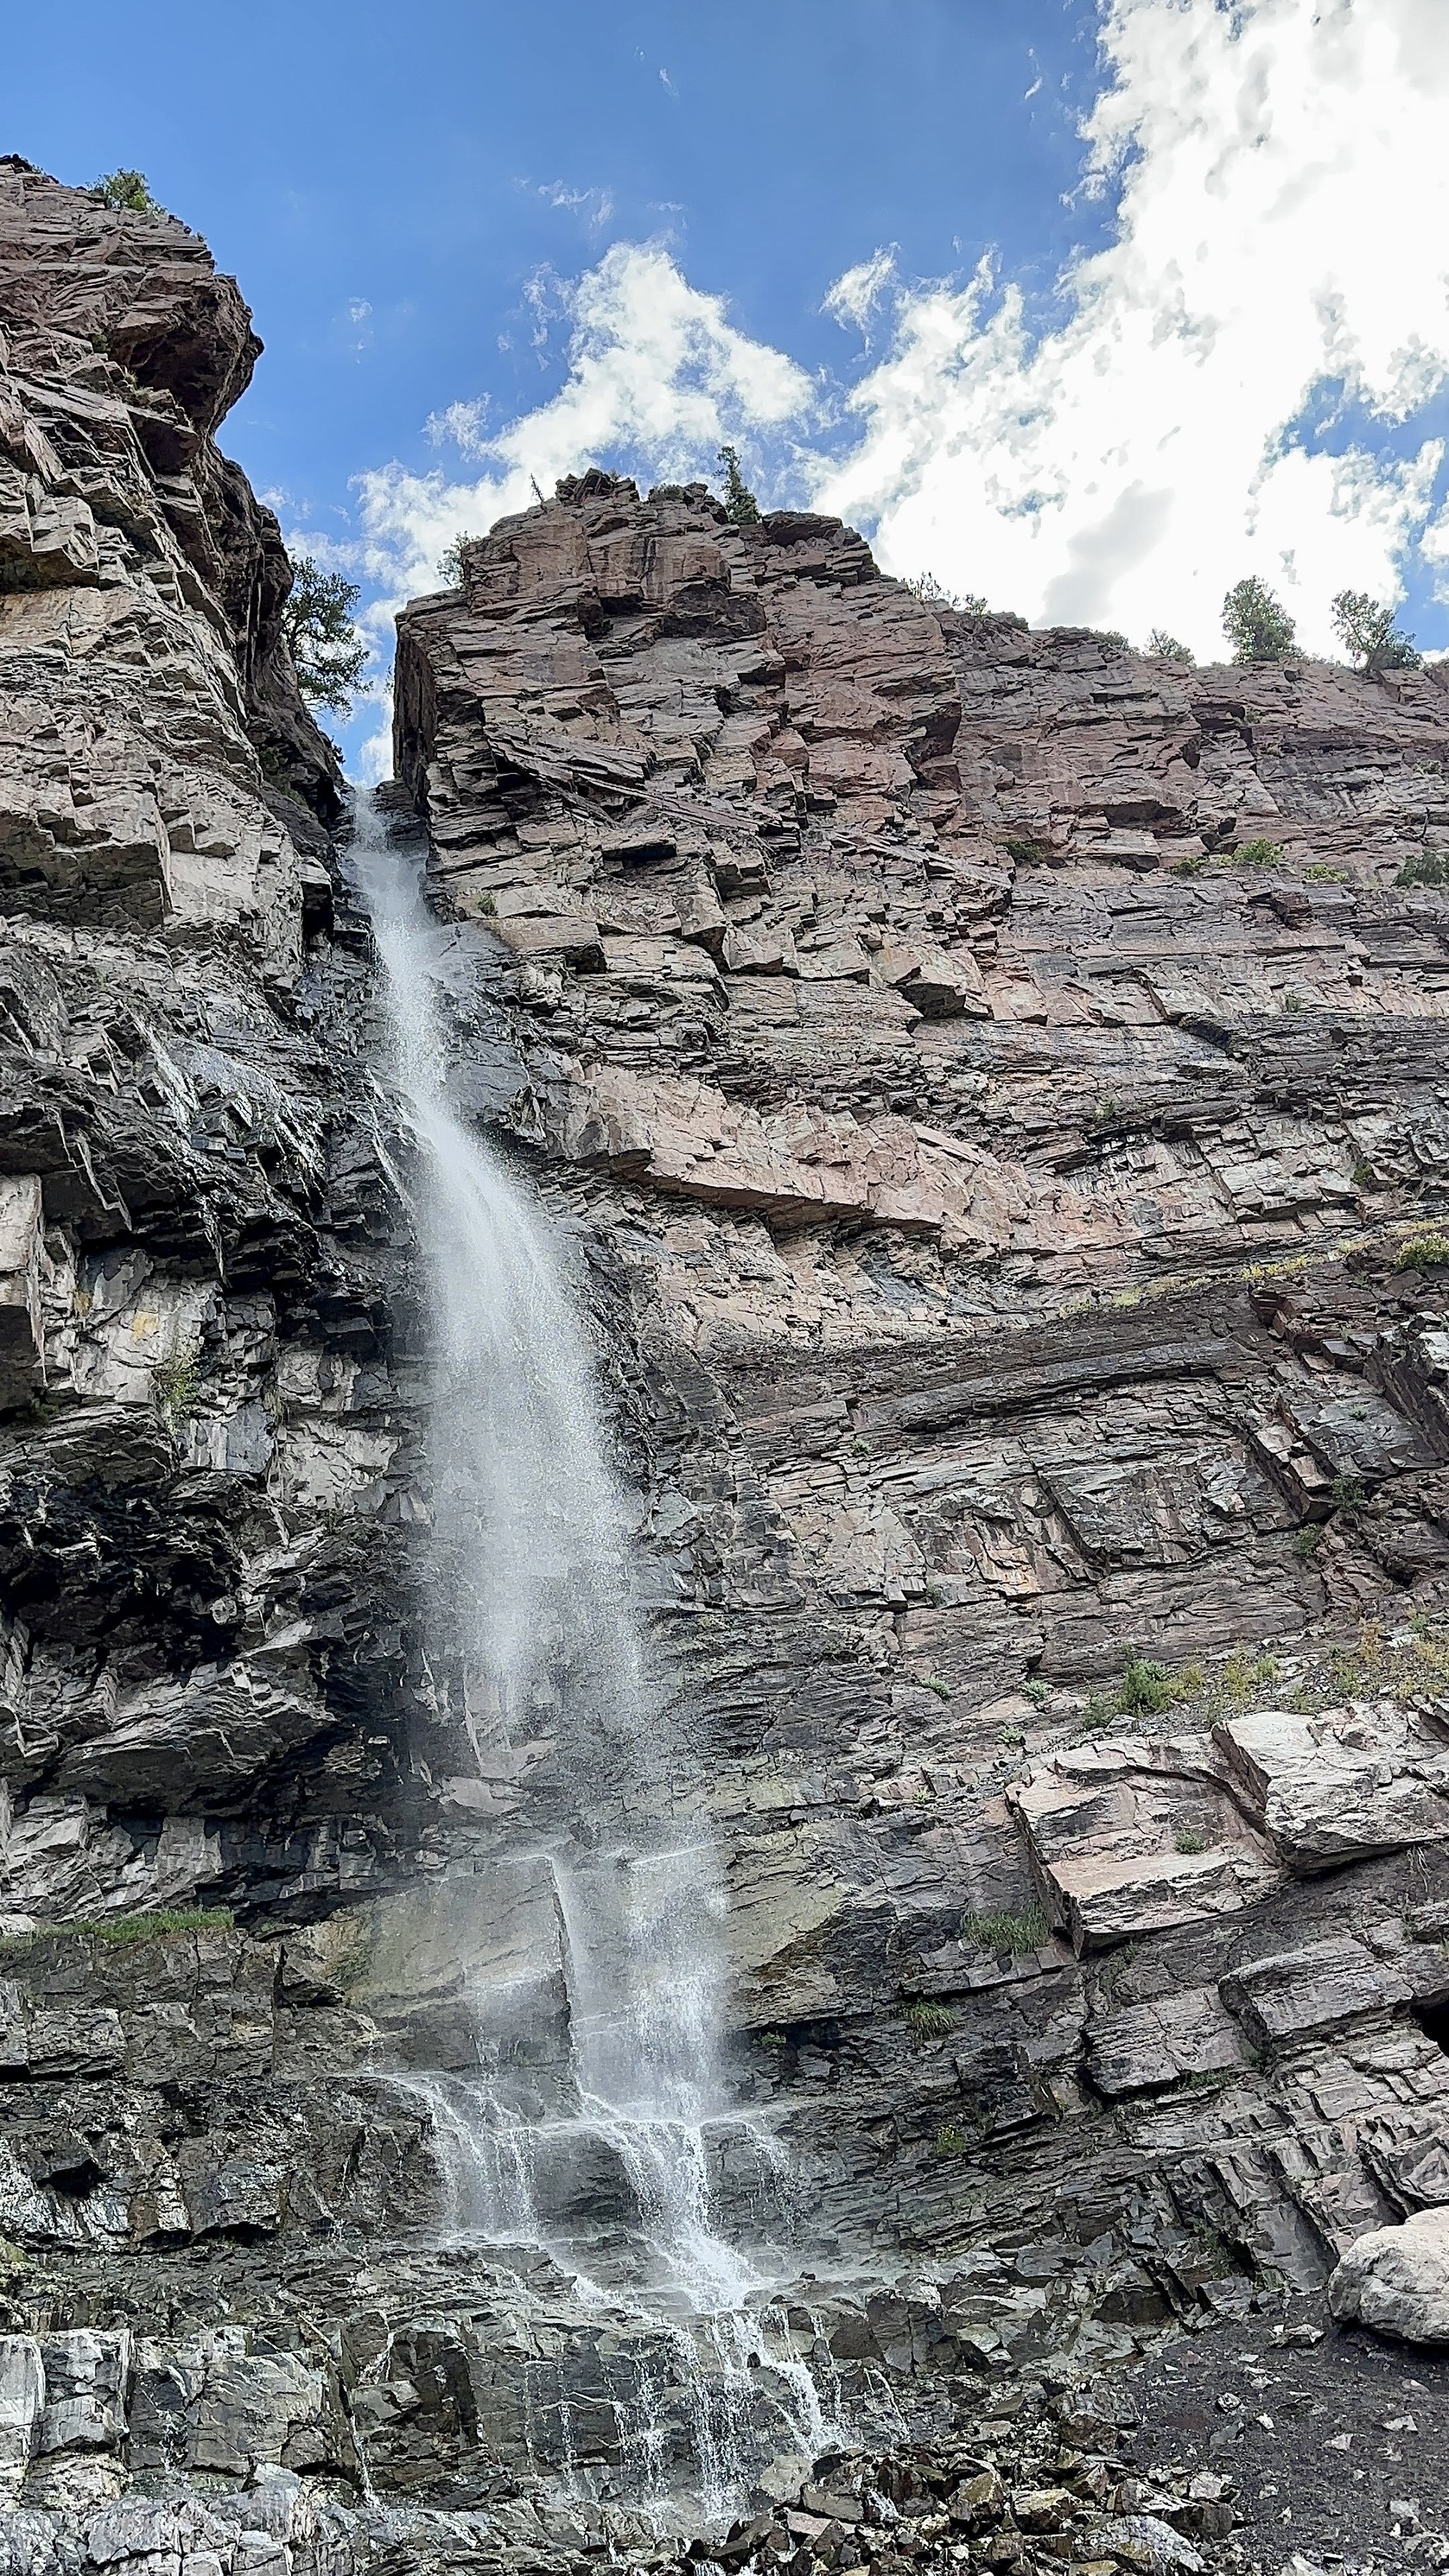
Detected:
left=352, top=811, right=841, bottom=2515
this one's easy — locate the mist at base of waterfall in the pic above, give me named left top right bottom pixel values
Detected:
left=352, top=810, right=846, bottom=2515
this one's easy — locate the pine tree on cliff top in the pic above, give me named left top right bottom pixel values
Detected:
left=1222, top=575, right=1297, bottom=663
left=93, top=169, right=160, bottom=213
left=1331, top=588, right=1421, bottom=679
left=717, top=445, right=761, bottom=527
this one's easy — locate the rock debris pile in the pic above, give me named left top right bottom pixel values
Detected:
left=654, top=2389, right=1226, bottom=2576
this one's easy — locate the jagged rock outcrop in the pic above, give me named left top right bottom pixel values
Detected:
left=0, top=156, right=340, bottom=824
left=0, top=164, right=413, bottom=1919
left=4, top=184, right=1449, bottom=2571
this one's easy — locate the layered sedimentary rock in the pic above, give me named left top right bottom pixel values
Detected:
left=382, top=472, right=1449, bottom=2538
left=3, top=172, right=1449, bottom=2573
left=0, top=166, right=439, bottom=2557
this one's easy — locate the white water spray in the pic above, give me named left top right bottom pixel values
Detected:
left=353, top=814, right=840, bottom=2508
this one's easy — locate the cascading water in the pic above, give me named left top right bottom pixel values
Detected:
left=352, top=808, right=843, bottom=2518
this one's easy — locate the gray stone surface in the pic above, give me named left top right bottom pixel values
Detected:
left=1328, top=2206, right=1449, bottom=2343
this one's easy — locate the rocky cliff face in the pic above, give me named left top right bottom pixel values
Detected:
left=1, top=179, right=1449, bottom=2576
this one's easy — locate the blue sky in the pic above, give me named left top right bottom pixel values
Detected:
left=11, top=2, right=1102, bottom=491
left=12, top=1, right=1449, bottom=774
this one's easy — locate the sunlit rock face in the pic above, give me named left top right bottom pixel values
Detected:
left=5, top=165, right=1449, bottom=2573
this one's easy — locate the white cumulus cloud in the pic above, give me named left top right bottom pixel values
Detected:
left=815, top=0, right=1449, bottom=655
left=335, top=244, right=812, bottom=778
left=334, top=0, right=1449, bottom=776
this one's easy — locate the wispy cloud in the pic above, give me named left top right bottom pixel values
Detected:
left=527, top=178, right=616, bottom=227
left=822, top=248, right=897, bottom=338
left=424, top=397, right=490, bottom=457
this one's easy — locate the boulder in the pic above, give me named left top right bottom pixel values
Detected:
left=1328, top=2206, right=1449, bottom=2343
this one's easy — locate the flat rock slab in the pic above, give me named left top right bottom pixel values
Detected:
left=1008, top=1735, right=1281, bottom=1951
left=1087, top=1982, right=1254, bottom=2096
left=1220, top=1932, right=1411, bottom=2046
left=1216, top=1704, right=1449, bottom=1868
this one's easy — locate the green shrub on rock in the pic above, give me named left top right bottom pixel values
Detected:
left=1119, top=1646, right=1175, bottom=1717
left=93, top=169, right=160, bottom=214
left=1397, top=850, right=1449, bottom=890
left=904, top=572, right=989, bottom=612
left=151, top=1340, right=201, bottom=1432
left=1394, top=1229, right=1449, bottom=1274
left=437, top=530, right=480, bottom=586
left=959, top=1902, right=1050, bottom=1957
left=1331, top=588, right=1419, bottom=678
left=904, top=2000, right=957, bottom=2040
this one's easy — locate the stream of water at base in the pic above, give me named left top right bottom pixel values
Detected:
left=352, top=814, right=842, bottom=2517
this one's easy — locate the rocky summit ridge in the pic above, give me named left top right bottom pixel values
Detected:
left=0, top=164, right=1446, bottom=2576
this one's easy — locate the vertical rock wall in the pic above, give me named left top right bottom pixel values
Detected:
left=386, top=470, right=1449, bottom=2432
left=1, top=184, right=1448, bottom=2569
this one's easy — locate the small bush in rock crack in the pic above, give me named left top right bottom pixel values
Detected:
left=960, top=1902, right=1050, bottom=1957
left=1398, top=848, right=1449, bottom=889
left=150, top=1340, right=201, bottom=1431
left=903, top=2000, right=957, bottom=2041
left=1395, top=1227, right=1449, bottom=1273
